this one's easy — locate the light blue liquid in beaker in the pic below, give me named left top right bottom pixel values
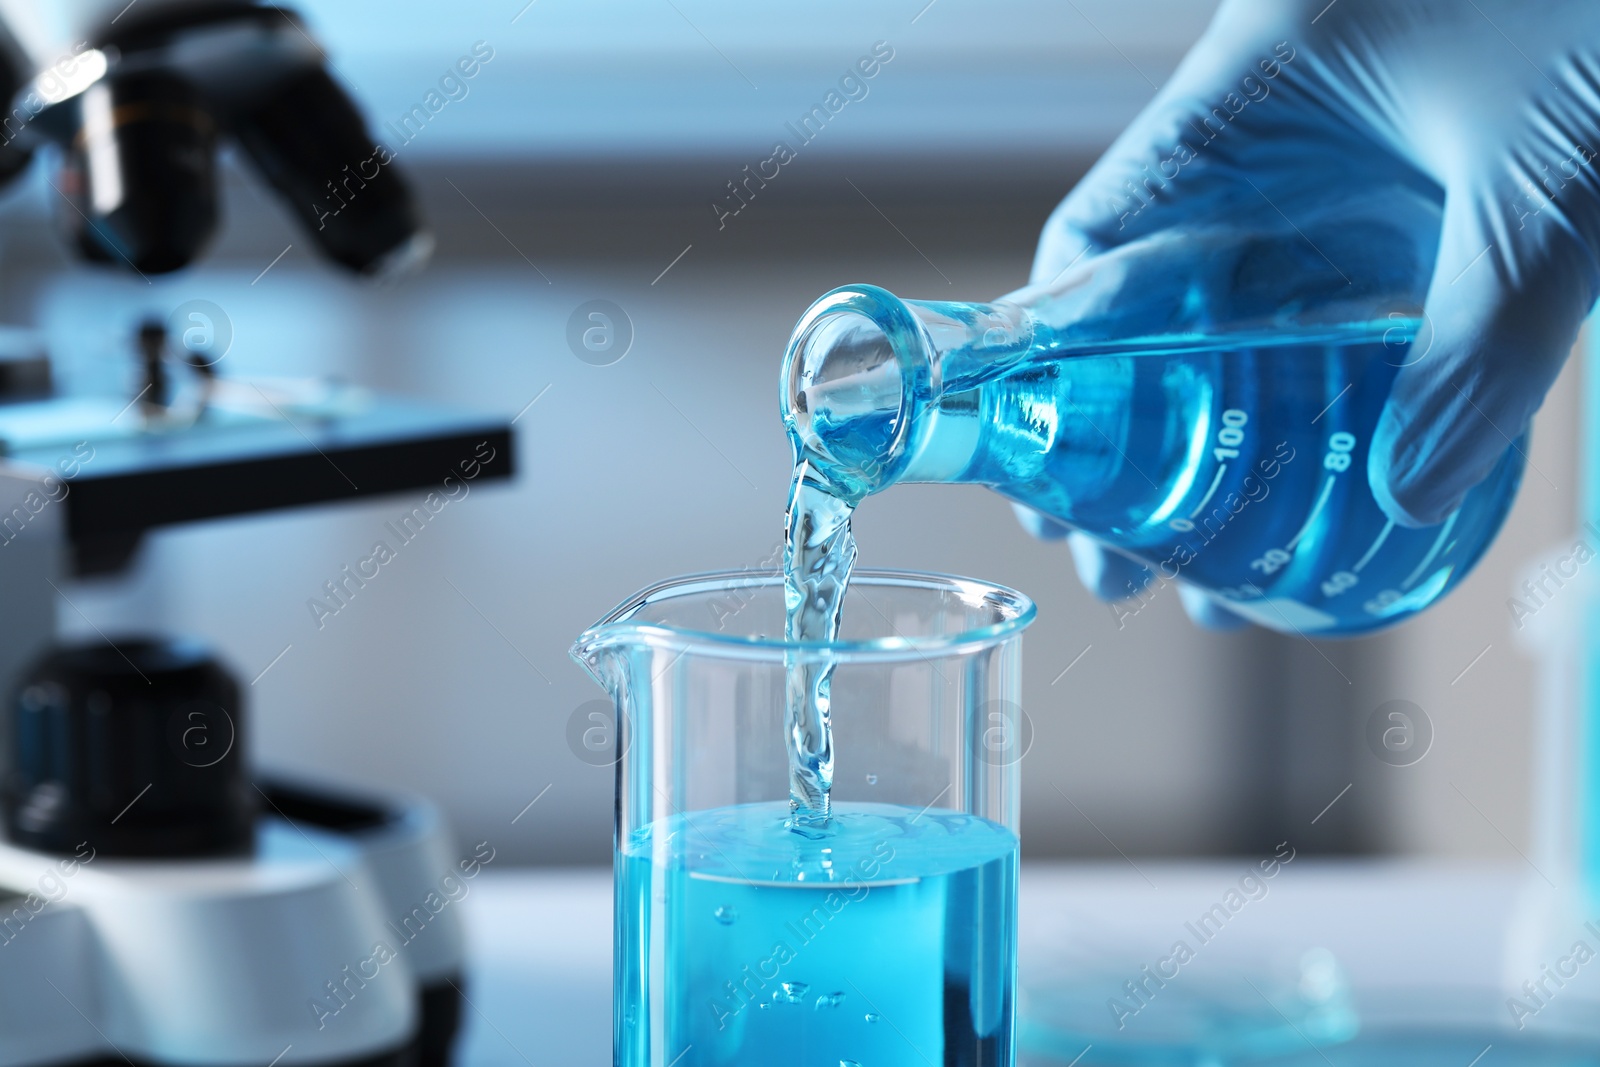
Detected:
left=615, top=801, right=1018, bottom=1067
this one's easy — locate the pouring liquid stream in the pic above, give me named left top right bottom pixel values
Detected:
left=781, top=458, right=857, bottom=831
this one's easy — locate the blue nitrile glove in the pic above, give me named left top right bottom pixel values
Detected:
left=1023, top=0, right=1600, bottom=627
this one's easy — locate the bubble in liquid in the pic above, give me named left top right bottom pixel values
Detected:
left=866, top=774, right=878, bottom=785
left=865, top=1012, right=880, bottom=1023
left=841, top=1061, right=862, bottom=1067
left=713, top=905, right=737, bottom=925
left=815, top=991, right=846, bottom=1009
left=774, top=981, right=809, bottom=1004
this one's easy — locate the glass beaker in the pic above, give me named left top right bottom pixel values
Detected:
left=780, top=211, right=1527, bottom=636
left=572, top=569, right=1036, bottom=1067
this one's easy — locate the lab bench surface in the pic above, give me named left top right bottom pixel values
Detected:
left=455, top=862, right=1598, bottom=1067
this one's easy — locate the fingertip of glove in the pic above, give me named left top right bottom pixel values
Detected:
left=1177, top=585, right=1250, bottom=631
left=1012, top=503, right=1073, bottom=541
left=1368, top=410, right=1466, bottom=529
left=1067, top=533, right=1153, bottom=601
left=1371, top=468, right=1457, bottom=529
left=1369, top=428, right=1465, bottom=534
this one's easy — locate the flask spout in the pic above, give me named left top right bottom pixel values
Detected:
left=780, top=284, right=1035, bottom=501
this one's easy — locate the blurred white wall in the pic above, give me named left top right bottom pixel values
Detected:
left=291, top=0, right=1217, bottom=161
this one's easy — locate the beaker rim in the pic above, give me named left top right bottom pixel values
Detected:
left=572, top=568, right=1036, bottom=664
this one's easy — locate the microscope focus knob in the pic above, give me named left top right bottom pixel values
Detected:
left=3, top=636, right=253, bottom=857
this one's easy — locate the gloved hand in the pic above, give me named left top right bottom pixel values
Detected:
left=1025, top=0, right=1600, bottom=627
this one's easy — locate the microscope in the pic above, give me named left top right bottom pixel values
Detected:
left=0, top=5, right=512, bottom=1067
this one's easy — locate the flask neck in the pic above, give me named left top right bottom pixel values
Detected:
left=780, top=284, right=1035, bottom=501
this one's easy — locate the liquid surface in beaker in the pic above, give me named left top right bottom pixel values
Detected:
left=616, top=801, right=1018, bottom=1067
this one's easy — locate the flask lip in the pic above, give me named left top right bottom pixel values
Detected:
left=779, top=284, right=933, bottom=499
left=571, top=569, right=1035, bottom=666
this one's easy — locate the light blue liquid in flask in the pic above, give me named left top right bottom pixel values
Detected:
left=782, top=218, right=1526, bottom=635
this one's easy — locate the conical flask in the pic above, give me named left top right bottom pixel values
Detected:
left=780, top=208, right=1526, bottom=635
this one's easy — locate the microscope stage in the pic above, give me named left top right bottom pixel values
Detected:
left=0, top=392, right=513, bottom=572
